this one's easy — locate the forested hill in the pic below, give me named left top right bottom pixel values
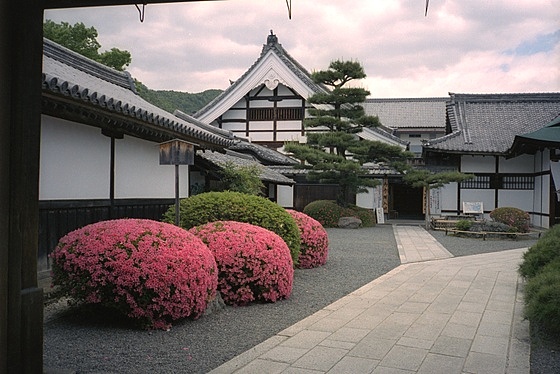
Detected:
left=135, top=81, right=222, bottom=115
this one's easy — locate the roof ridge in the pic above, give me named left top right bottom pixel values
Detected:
left=194, top=31, right=328, bottom=118
left=43, top=38, right=137, bottom=93
left=449, top=92, right=560, bottom=102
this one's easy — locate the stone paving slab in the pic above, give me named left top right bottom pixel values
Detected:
left=209, top=226, right=530, bottom=374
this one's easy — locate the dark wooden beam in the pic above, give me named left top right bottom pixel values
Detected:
left=44, top=0, right=223, bottom=10
left=1, top=1, right=44, bottom=373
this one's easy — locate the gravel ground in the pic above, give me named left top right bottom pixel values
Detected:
left=44, top=226, right=401, bottom=373
left=43, top=224, right=559, bottom=373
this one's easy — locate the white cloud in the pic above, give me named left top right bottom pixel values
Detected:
left=44, top=0, right=560, bottom=96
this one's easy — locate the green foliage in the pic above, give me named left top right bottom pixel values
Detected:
left=524, top=258, right=560, bottom=335
left=43, top=20, right=131, bottom=71
left=303, top=200, right=375, bottom=228
left=455, top=220, right=473, bottom=231
left=286, top=59, right=411, bottom=206
left=519, top=224, right=560, bottom=279
left=404, top=169, right=474, bottom=189
left=303, top=200, right=345, bottom=227
left=490, top=207, right=530, bottom=233
left=345, top=205, right=376, bottom=227
left=215, top=162, right=264, bottom=195
left=162, top=191, right=301, bottom=264
left=471, top=220, right=515, bottom=233
left=134, top=81, right=222, bottom=114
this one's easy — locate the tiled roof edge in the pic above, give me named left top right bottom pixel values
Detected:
left=43, top=38, right=137, bottom=93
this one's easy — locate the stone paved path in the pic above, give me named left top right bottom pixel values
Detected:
left=209, top=225, right=530, bottom=374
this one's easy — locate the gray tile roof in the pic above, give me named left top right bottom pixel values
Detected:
left=363, top=98, right=448, bottom=129
left=228, top=141, right=299, bottom=166
left=268, top=163, right=400, bottom=177
left=42, top=38, right=235, bottom=149
left=194, top=32, right=328, bottom=119
left=425, top=93, right=560, bottom=155
left=358, top=127, right=410, bottom=147
left=197, top=150, right=295, bottom=185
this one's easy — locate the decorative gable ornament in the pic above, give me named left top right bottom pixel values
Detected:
left=263, top=69, right=285, bottom=90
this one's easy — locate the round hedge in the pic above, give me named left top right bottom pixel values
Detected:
left=163, top=191, right=301, bottom=264
left=490, top=207, right=530, bottom=233
left=50, top=219, right=218, bottom=330
left=519, top=224, right=560, bottom=279
left=287, top=209, right=329, bottom=269
left=524, top=258, right=560, bottom=334
left=303, top=200, right=375, bottom=227
left=189, top=221, right=294, bottom=306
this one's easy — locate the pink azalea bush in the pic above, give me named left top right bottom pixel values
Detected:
left=51, top=219, right=218, bottom=330
left=189, top=221, right=294, bottom=306
left=490, top=207, right=530, bottom=233
left=287, top=209, right=329, bottom=268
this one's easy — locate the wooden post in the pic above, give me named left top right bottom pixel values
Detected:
left=1, top=1, right=44, bottom=372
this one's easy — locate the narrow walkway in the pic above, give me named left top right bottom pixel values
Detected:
left=394, top=225, right=453, bottom=263
left=210, top=225, right=530, bottom=374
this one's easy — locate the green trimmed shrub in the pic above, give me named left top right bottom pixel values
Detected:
left=345, top=205, right=376, bottom=227
left=303, top=200, right=375, bottom=228
left=303, top=200, right=344, bottom=227
left=162, top=191, right=300, bottom=264
left=524, top=258, right=560, bottom=334
left=455, top=219, right=473, bottom=231
left=471, top=220, right=515, bottom=233
left=490, top=207, right=530, bottom=233
left=519, top=224, right=560, bottom=279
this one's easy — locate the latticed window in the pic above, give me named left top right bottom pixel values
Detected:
left=248, top=107, right=303, bottom=121
left=501, top=175, right=534, bottom=190
left=461, top=175, right=491, bottom=189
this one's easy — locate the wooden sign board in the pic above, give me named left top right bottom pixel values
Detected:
left=463, top=201, right=483, bottom=214
left=376, top=207, right=385, bottom=224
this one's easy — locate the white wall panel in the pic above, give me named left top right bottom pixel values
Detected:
left=277, top=132, right=304, bottom=142
left=249, top=122, right=274, bottom=131
left=356, top=187, right=375, bottom=209
left=500, top=155, right=533, bottom=173
left=115, top=135, right=189, bottom=199
left=497, top=190, right=534, bottom=211
left=460, top=189, right=495, bottom=212
left=277, top=185, right=293, bottom=208
left=461, top=155, right=495, bottom=173
left=40, top=115, right=110, bottom=200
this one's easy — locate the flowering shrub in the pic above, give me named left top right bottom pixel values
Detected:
left=303, top=200, right=375, bottom=227
left=189, top=221, right=293, bottom=306
left=303, top=200, right=346, bottom=227
left=162, top=191, right=301, bottom=264
left=286, top=210, right=329, bottom=268
left=51, top=219, right=218, bottom=330
left=490, top=207, right=530, bottom=233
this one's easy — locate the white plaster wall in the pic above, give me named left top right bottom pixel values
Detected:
left=461, top=155, right=495, bottom=173
left=277, top=185, right=294, bottom=208
left=114, top=135, right=189, bottom=199
left=497, top=190, right=534, bottom=212
left=499, top=154, right=534, bottom=173
left=439, top=183, right=459, bottom=212
left=356, top=188, right=374, bottom=209
left=460, top=189, right=495, bottom=213
left=40, top=115, right=110, bottom=200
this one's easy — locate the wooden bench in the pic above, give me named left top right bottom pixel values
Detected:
left=444, top=228, right=543, bottom=241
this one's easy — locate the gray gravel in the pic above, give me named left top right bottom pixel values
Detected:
left=44, top=226, right=401, bottom=373
left=44, top=224, right=557, bottom=374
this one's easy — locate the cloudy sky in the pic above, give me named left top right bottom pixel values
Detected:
left=44, top=0, right=559, bottom=98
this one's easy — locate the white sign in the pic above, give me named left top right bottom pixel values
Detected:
left=376, top=207, right=385, bottom=224
left=463, top=201, right=483, bottom=214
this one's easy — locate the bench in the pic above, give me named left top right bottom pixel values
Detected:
left=444, top=228, right=543, bottom=241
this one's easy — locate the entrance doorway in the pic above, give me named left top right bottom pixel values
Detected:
left=390, top=182, right=423, bottom=219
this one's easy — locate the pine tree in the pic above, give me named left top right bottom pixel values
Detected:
left=285, top=59, right=411, bottom=205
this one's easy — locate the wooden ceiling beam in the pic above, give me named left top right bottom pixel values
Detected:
left=44, top=0, right=224, bottom=10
